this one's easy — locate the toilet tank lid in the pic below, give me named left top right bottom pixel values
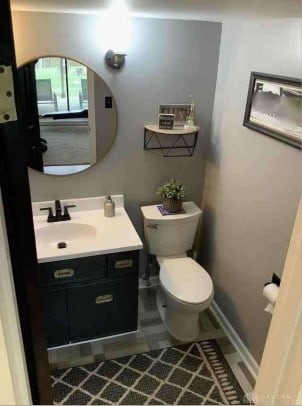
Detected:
left=141, top=201, right=201, bottom=221
left=160, top=258, right=213, bottom=304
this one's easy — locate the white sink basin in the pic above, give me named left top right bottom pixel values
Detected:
left=32, top=195, right=143, bottom=262
left=36, top=223, right=97, bottom=245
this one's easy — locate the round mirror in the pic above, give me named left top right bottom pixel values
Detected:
left=18, top=56, right=117, bottom=175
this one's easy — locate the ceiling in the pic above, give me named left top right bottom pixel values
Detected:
left=10, top=0, right=301, bottom=21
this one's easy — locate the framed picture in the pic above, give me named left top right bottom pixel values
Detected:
left=159, top=104, right=191, bottom=126
left=243, top=72, right=302, bottom=149
left=158, top=114, right=174, bottom=130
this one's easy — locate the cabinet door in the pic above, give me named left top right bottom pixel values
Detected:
left=44, top=286, right=69, bottom=347
left=114, top=275, right=139, bottom=333
left=67, top=277, right=138, bottom=342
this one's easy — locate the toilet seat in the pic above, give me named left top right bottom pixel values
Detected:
left=160, top=257, right=213, bottom=305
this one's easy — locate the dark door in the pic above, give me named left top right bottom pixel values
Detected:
left=18, top=61, right=44, bottom=171
left=0, top=0, right=52, bottom=403
left=44, top=286, right=69, bottom=347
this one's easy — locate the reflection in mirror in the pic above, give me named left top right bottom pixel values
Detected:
left=18, top=57, right=117, bottom=176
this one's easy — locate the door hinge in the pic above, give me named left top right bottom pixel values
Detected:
left=0, top=65, right=17, bottom=124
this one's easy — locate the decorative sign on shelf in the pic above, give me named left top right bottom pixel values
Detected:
left=158, top=114, right=174, bottom=130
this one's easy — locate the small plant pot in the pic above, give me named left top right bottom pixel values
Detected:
left=163, top=198, right=182, bottom=213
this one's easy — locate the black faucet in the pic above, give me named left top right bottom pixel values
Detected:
left=55, top=200, right=62, bottom=218
left=40, top=200, right=76, bottom=222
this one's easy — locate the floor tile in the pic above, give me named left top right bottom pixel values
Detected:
left=237, top=361, right=256, bottom=388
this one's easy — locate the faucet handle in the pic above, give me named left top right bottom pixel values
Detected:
left=63, top=205, right=76, bottom=220
left=40, top=207, right=55, bottom=222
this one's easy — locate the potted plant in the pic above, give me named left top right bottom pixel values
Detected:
left=157, top=179, right=186, bottom=213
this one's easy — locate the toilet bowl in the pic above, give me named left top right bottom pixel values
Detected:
left=140, top=201, right=214, bottom=342
left=157, top=256, right=214, bottom=341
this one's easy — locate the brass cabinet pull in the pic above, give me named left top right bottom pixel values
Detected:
left=54, top=268, right=74, bottom=279
left=114, top=259, right=133, bottom=269
left=147, top=223, right=159, bottom=229
left=95, top=294, right=113, bottom=304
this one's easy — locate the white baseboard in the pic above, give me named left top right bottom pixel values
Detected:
left=210, top=300, right=259, bottom=380
left=48, top=329, right=139, bottom=351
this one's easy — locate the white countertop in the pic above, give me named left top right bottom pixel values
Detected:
left=32, top=195, right=143, bottom=263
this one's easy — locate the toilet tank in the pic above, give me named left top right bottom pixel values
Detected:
left=141, top=202, right=202, bottom=256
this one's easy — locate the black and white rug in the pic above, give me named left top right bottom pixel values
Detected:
left=51, top=340, right=250, bottom=405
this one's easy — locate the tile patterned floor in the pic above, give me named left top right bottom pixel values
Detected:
left=52, top=340, right=250, bottom=405
left=48, top=282, right=255, bottom=398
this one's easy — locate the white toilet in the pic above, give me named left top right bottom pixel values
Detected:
left=141, top=202, right=214, bottom=342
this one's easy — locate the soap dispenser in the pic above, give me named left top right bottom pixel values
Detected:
left=104, top=196, right=115, bottom=217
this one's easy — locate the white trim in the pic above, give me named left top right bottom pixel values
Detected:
left=254, top=197, right=302, bottom=405
left=0, top=191, right=31, bottom=404
left=48, top=329, right=139, bottom=351
left=209, top=300, right=259, bottom=380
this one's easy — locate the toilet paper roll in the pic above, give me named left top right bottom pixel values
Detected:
left=263, top=283, right=279, bottom=314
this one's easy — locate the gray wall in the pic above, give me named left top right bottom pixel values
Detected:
left=200, top=19, right=302, bottom=363
left=12, top=12, right=221, bottom=259
left=93, top=73, right=118, bottom=162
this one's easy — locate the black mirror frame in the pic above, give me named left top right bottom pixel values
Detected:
left=243, top=72, right=302, bottom=149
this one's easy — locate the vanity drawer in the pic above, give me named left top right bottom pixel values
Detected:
left=39, top=255, right=107, bottom=287
left=108, top=250, right=139, bottom=277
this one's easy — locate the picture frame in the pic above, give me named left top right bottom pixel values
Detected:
left=243, top=72, right=302, bottom=149
left=158, top=114, right=174, bottom=130
left=159, top=104, right=191, bottom=127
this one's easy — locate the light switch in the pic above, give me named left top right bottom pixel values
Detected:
left=105, top=96, right=112, bottom=108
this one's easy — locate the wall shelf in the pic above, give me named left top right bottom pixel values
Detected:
left=144, top=125, right=199, bottom=157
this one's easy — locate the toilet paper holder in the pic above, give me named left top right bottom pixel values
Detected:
left=264, top=273, right=280, bottom=287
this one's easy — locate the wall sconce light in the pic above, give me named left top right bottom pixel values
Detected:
left=105, top=50, right=127, bottom=69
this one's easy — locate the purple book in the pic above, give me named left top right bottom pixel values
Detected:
left=157, top=205, right=186, bottom=216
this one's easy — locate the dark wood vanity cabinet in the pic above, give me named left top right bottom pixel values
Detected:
left=39, top=250, right=139, bottom=347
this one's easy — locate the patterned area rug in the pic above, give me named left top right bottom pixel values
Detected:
left=52, top=340, right=249, bottom=405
